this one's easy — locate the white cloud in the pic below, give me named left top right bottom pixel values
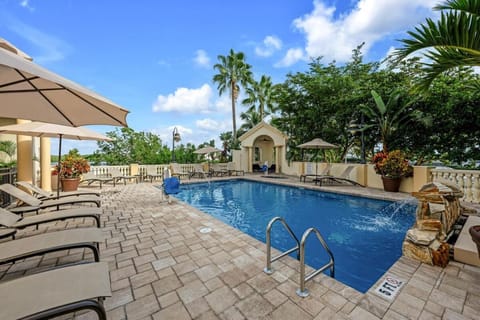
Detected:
left=255, top=35, right=282, bottom=57
left=196, top=118, right=230, bottom=132
left=275, top=48, right=305, bottom=67
left=19, top=0, right=34, bottom=11
left=280, top=0, right=437, bottom=65
left=194, top=49, right=210, bottom=68
left=152, top=84, right=213, bottom=113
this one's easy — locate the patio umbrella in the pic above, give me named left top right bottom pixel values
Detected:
left=0, top=121, right=112, bottom=196
left=297, top=138, right=338, bottom=176
left=0, top=38, right=129, bottom=127
left=194, top=146, right=222, bottom=172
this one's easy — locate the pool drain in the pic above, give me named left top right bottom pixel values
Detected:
left=199, top=227, right=212, bottom=234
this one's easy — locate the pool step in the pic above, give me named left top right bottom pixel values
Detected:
left=454, top=215, right=480, bottom=267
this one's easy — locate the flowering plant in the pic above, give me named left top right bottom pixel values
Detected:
left=372, top=150, right=413, bottom=178
left=54, top=155, right=90, bottom=179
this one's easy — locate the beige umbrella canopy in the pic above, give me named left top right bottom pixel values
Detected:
left=193, top=146, right=222, bottom=154
left=0, top=38, right=129, bottom=127
left=194, top=146, right=222, bottom=171
left=297, top=138, right=338, bottom=176
left=0, top=122, right=112, bottom=196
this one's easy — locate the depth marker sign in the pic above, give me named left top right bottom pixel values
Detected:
left=374, top=275, right=404, bottom=301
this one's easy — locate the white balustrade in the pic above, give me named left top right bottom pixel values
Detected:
left=431, top=168, right=480, bottom=203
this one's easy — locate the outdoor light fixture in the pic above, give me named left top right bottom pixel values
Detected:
left=348, top=115, right=366, bottom=164
left=172, top=127, right=181, bottom=162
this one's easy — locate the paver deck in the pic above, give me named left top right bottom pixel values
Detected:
left=1, top=174, right=479, bottom=319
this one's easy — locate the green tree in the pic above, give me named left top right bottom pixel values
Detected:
left=393, top=0, right=480, bottom=90
left=239, top=109, right=262, bottom=132
left=219, top=131, right=233, bottom=162
left=0, top=140, right=16, bottom=167
left=213, top=49, right=253, bottom=143
left=94, top=127, right=168, bottom=164
left=242, top=75, right=278, bottom=120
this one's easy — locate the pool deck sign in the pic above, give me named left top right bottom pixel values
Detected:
left=374, top=274, right=404, bottom=301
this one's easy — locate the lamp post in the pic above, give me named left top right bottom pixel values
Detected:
left=172, top=127, right=181, bottom=163
left=348, top=114, right=366, bottom=164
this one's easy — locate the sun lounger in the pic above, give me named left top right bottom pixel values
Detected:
left=16, top=181, right=100, bottom=199
left=314, top=165, right=364, bottom=187
left=0, top=183, right=101, bottom=215
left=0, top=262, right=111, bottom=320
left=227, top=162, right=244, bottom=176
left=171, top=163, right=190, bottom=180
left=145, top=166, right=163, bottom=182
left=300, top=163, right=331, bottom=182
left=81, top=172, right=115, bottom=188
left=0, top=207, right=102, bottom=231
left=211, top=163, right=229, bottom=177
left=110, top=167, right=138, bottom=185
left=189, top=163, right=208, bottom=178
left=0, top=227, right=104, bottom=265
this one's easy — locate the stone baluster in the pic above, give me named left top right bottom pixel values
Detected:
left=464, top=173, right=473, bottom=202
left=455, top=172, right=465, bottom=201
left=473, top=174, right=480, bottom=203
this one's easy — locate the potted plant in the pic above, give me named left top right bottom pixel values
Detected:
left=372, top=150, right=413, bottom=192
left=54, top=155, right=91, bottom=191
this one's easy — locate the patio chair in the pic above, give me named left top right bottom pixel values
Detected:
left=0, top=207, right=102, bottom=231
left=211, top=163, right=228, bottom=177
left=145, top=166, right=163, bottom=183
left=0, top=227, right=104, bottom=265
left=314, top=165, right=364, bottom=187
left=300, top=163, right=331, bottom=182
left=16, top=181, right=100, bottom=199
left=0, top=183, right=101, bottom=215
left=110, top=167, right=138, bottom=185
left=189, top=163, right=208, bottom=179
left=171, top=163, right=190, bottom=180
left=227, top=162, right=244, bottom=176
left=0, top=262, right=111, bottom=320
left=81, top=172, right=115, bottom=188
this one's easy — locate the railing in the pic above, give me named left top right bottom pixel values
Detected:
left=264, top=217, right=300, bottom=275
left=431, top=168, right=480, bottom=203
left=297, top=227, right=335, bottom=297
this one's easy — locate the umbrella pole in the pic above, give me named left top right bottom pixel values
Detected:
left=56, top=134, right=63, bottom=198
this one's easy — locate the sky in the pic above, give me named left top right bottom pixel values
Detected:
left=0, top=0, right=438, bottom=155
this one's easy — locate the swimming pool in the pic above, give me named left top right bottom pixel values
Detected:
left=176, top=179, right=416, bottom=293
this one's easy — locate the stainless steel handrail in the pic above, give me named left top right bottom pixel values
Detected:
left=296, top=227, right=335, bottom=297
left=264, top=217, right=300, bottom=274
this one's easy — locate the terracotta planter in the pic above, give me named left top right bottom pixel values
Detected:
left=381, top=176, right=401, bottom=192
left=61, top=178, right=81, bottom=192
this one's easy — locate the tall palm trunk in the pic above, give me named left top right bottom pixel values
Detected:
left=231, top=81, right=237, bottom=142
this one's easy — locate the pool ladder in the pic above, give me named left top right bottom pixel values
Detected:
left=263, top=216, right=335, bottom=297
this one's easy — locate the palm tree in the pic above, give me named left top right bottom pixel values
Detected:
left=393, top=0, right=480, bottom=90
left=213, top=49, right=253, bottom=143
left=241, top=75, right=278, bottom=120
left=239, top=109, right=262, bottom=132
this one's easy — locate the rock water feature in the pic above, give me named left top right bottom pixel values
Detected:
left=403, top=181, right=476, bottom=267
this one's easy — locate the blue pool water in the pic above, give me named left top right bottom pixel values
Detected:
left=176, top=179, right=416, bottom=293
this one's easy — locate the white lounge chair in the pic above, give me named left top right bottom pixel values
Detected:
left=300, top=163, right=331, bottom=182
left=314, top=165, right=363, bottom=187
left=81, top=172, right=115, bottom=189
left=189, top=163, right=208, bottom=179
left=0, top=262, right=111, bottom=319
left=0, top=207, right=102, bottom=231
left=110, top=167, right=138, bottom=185
left=171, top=163, right=190, bottom=180
left=144, top=166, right=163, bottom=183
left=0, top=183, right=101, bottom=215
left=16, top=181, right=100, bottom=199
left=0, top=227, right=105, bottom=265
